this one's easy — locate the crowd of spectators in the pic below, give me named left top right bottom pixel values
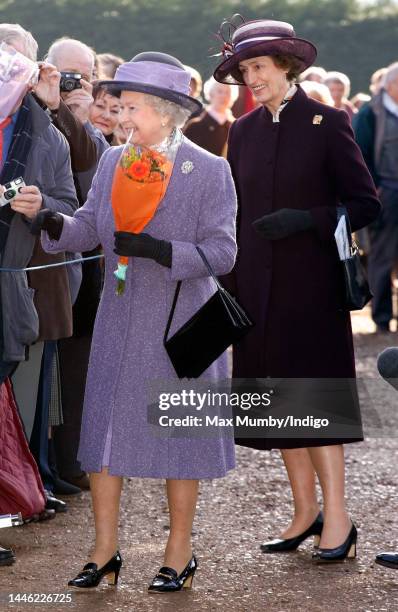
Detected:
left=0, top=20, right=396, bottom=568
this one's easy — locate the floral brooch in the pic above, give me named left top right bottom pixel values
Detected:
left=181, top=160, right=194, bottom=174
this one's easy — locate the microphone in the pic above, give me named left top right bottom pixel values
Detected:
left=377, top=347, right=398, bottom=391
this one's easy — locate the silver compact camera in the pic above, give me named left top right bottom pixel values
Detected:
left=0, top=513, right=23, bottom=528
left=0, top=176, right=25, bottom=207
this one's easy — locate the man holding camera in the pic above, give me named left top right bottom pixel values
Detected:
left=36, top=37, right=109, bottom=181
left=33, top=38, right=109, bottom=495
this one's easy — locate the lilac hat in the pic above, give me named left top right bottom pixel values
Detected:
left=98, top=52, right=202, bottom=116
left=213, top=18, right=317, bottom=85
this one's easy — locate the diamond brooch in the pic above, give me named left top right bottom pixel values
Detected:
left=181, top=160, right=194, bottom=174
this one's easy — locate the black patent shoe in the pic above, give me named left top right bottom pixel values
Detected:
left=260, top=512, right=323, bottom=553
left=375, top=552, right=398, bottom=569
left=0, top=546, right=16, bottom=566
left=312, top=523, right=357, bottom=563
left=148, top=556, right=197, bottom=593
left=68, top=551, right=122, bottom=589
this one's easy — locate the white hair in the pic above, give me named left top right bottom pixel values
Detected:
left=300, top=80, right=334, bottom=106
left=143, top=94, right=192, bottom=128
left=46, top=37, right=95, bottom=66
left=0, top=23, right=38, bottom=60
left=324, top=71, right=351, bottom=98
left=300, top=66, right=327, bottom=82
left=383, top=62, right=398, bottom=88
left=203, top=76, right=239, bottom=105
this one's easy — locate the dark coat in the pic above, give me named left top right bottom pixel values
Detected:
left=184, top=111, right=232, bottom=156
left=353, top=92, right=388, bottom=189
left=0, top=95, right=78, bottom=365
left=226, top=86, right=381, bottom=449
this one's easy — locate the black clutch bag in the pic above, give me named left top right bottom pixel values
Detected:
left=164, top=246, right=253, bottom=378
left=337, top=206, right=372, bottom=311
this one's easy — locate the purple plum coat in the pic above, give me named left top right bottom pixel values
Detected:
left=225, top=86, right=381, bottom=450
left=42, top=137, right=237, bottom=478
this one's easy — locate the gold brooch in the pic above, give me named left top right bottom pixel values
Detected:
left=312, top=115, right=323, bottom=125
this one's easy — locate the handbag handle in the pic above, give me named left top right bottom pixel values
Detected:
left=164, top=246, right=223, bottom=344
left=196, top=245, right=225, bottom=292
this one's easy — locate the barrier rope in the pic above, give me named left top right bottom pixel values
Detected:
left=0, top=254, right=104, bottom=272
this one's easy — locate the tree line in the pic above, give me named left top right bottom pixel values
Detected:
left=1, top=0, right=397, bottom=93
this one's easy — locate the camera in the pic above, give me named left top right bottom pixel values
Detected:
left=0, top=177, right=25, bottom=207
left=0, top=513, right=23, bottom=528
left=60, top=71, right=82, bottom=92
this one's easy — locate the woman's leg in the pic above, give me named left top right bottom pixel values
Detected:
left=279, top=448, right=320, bottom=538
left=164, top=479, right=199, bottom=574
left=89, top=468, right=123, bottom=567
left=307, top=445, right=351, bottom=548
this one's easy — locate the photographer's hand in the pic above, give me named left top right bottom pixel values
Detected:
left=63, top=79, right=93, bottom=123
left=33, top=62, right=61, bottom=111
left=11, top=185, right=43, bottom=220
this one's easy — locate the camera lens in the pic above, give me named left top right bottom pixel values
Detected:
left=4, top=189, right=16, bottom=201
left=64, top=79, right=75, bottom=91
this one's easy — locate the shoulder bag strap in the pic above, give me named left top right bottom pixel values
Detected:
left=164, top=280, right=182, bottom=343
left=164, top=246, right=220, bottom=344
left=196, top=245, right=224, bottom=291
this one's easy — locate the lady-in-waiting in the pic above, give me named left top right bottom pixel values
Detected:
left=35, top=52, right=237, bottom=591
left=214, top=18, right=380, bottom=562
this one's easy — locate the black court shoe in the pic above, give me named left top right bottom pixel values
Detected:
left=260, top=512, right=323, bottom=553
left=0, top=546, right=16, bottom=566
left=68, top=551, right=122, bottom=589
left=375, top=552, right=398, bottom=569
left=148, top=555, right=198, bottom=593
left=312, top=523, right=357, bottom=563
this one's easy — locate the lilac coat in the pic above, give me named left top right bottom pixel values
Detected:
left=42, top=136, right=237, bottom=478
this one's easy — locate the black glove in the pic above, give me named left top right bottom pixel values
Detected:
left=114, top=231, right=172, bottom=268
left=30, top=209, right=64, bottom=240
left=252, top=208, right=314, bottom=240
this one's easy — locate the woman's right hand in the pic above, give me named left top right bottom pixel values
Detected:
left=30, top=209, right=64, bottom=240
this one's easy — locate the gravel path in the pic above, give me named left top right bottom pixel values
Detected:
left=1, top=307, right=398, bottom=612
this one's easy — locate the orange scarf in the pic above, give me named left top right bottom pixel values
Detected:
left=111, top=130, right=180, bottom=295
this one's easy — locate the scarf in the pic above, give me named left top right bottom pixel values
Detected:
left=272, top=84, right=297, bottom=123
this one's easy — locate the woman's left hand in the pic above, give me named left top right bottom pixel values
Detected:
left=114, top=231, right=172, bottom=267
left=252, top=208, right=314, bottom=240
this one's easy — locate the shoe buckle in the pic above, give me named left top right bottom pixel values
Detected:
left=157, top=572, right=173, bottom=580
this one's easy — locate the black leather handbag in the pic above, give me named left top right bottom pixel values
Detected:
left=337, top=206, right=372, bottom=311
left=164, top=246, right=253, bottom=378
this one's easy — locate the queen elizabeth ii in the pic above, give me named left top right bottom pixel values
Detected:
left=34, top=52, right=237, bottom=593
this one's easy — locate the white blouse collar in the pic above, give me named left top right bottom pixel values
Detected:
left=271, top=84, right=298, bottom=123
